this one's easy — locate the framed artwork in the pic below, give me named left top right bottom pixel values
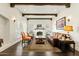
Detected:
left=56, top=17, right=66, bottom=30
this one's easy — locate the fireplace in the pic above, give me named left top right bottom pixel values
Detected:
left=37, top=31, right=43, bottom=36
left=33, top=24, right=46, bottom=38
left=33, top=29, right=46, bottom=38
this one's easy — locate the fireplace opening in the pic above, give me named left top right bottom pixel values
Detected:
left=37, top=31, right=43, bottom=36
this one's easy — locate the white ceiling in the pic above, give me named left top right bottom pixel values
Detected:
left=15, top=5, right=66, bottom=14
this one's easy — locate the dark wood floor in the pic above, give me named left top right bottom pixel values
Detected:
left=0, top=39, right=79, bottom=56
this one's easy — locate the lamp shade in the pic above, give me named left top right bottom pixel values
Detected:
left=64, top=25, right=73, bottom=31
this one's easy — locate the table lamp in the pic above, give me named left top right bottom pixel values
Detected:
left=64, top=25, right=73, bottom=34
left=64, top=25, right=73, bottom=40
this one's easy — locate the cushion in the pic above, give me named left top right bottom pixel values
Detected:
left=58, top=34, right=62, bottom=39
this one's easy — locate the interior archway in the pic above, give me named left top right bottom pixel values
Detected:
left=0, top=15, right=10, bottom=45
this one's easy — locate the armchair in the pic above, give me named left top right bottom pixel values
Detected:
left=21, top=32, right=32, bottom=44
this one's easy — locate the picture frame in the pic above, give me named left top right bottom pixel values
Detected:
left=56, top=17, right=66, bottom=30
left=37, top=24, right=42, bottom=28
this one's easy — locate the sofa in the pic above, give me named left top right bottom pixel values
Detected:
left=47, top=32, right=73, bottom=52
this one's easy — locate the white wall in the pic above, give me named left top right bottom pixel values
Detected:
left=21, top=17, right=27, bottom=32
left=0, top=3, right=22, bottom=52
left=52, top=3, right=79, bottom=51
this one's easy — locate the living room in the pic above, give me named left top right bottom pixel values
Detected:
left=0, top=3, right=79, bottom=56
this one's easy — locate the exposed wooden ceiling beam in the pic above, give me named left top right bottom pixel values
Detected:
left=27, top=18, right=52, bottom=20
left=10, top=3, right=70, bottom=8
left=22, top=13, right=57, bottom=17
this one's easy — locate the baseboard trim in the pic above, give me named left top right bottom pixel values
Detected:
left=0, top=40, right=20, bottom=52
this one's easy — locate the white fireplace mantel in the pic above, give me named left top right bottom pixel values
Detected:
left=33, top=29, right=46, bottom=38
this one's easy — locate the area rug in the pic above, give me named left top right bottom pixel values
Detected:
left=23, top=39, right=61, bottom=52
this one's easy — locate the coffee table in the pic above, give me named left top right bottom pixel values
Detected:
left=36, top=38, right=45, bottom=44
